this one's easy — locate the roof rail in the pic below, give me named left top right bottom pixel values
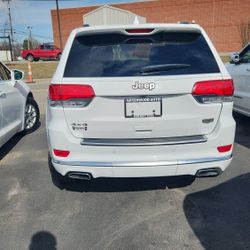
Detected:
left=133, top=16, right=139, bottom=25
left=178, top=20, right=196, bottom=24
left=178, top=21, right=190, bottom=24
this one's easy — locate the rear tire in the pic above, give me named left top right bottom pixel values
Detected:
left=57, top=53, right=62, bottom=60
left=26, top=54, right=34, bottom=62
left=22, top=98, right=40, bottom=135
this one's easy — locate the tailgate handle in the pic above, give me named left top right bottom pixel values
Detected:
left=136, top=129, right=152, bottom=133
left=135, top=127, right=152, bottom=133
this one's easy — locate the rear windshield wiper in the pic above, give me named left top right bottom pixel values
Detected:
left=140, top=64, right=191, bottom=75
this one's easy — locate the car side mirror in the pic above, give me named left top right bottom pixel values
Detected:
left=11, top=69, right=24, bottom=81
left=230, top=52, right=240, bottom=64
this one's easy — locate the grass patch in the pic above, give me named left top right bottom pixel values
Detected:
left=6, top=61, right=58, bottom=79
left=220, top=55, right=230, bottom=63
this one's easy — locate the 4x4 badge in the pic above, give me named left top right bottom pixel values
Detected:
left=132, top=81, right=155, bottom=91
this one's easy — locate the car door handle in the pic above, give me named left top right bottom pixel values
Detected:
left=0, top=92, right=6, bottom=98
left=246, top=69, right=250, bottom=71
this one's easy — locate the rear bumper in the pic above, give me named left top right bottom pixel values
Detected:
left=47, top=101, right=235, bottom=178
left=51, top=155, right=232, bottom=178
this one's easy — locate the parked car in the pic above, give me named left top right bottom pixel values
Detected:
left=0, top=62, right=40, bottom=148
left=225, top=44, right=250, bottom=117
left=21, top=43, right=62, bottom=62
left=46, top=23, right=235, bottom=185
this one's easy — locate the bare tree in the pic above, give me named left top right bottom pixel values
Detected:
left=239, top=22, right=250, bottom=47
left=0, top=39, right=9, bottom=50
left=22, top=37, right=40, bottom=50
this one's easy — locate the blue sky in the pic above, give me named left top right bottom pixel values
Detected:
left=0, top=0, right=141, bottom=44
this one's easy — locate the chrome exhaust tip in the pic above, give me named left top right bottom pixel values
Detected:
left=196, top=168, right=222, bottom=178
left=67, top=172, right=92, bottom=180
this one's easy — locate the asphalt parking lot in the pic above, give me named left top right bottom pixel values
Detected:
left=0, top=80, right=250, bottom=250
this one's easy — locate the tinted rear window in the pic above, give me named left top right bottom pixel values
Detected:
left=64, top=31, right=220, bottom=77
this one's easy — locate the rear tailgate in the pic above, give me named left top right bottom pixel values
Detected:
left=62, top=75, right=223, bottom=139
left=53, top=26, right=227, bottom=140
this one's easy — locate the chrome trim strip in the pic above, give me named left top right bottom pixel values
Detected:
left=178, top=155, right=232, bottom=165
left=80, top=135, right=207, bottom=147
left=52, top=155, right=232, bottom=167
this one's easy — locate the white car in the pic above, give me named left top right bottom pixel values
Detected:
left=225, top=44, right=250, bottom=117
left=0, top=62, right=40, bottom=148
left=46, top=23, right=235, bottom=185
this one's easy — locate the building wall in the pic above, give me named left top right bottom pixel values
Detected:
left=84, top=6, right=146, bottom=26
left=51, top=0, right=250, bottom=52
left=0, top=50, right=11, bottom=62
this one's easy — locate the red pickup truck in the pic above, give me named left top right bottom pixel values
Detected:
left=21, top=44, right=62, bottom=62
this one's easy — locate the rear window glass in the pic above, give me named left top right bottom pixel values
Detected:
left=64, top=31, right=220, bottom=77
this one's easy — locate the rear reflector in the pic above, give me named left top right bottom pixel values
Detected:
left=49, top=84, right=95, bottom=101
left=217, top=144, right=232, bottom=153
left=125, top=29, right=154, bottom=34
left=53, top=149, right=70, bottom=157
left=192, top=80, right=234, bottom=96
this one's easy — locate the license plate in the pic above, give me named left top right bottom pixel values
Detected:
left=125, top=96, right=162, bottom=118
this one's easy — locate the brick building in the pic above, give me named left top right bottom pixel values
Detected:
left=51, top=0, right=250, bottom=52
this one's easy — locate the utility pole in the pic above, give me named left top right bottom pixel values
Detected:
left=55, top=0, right=62, bottom=49
left=2, top=0, right=14, bottom=59
left=7, top=34, right=13, bottom=61
left=27, top=26, right=32, bottom=50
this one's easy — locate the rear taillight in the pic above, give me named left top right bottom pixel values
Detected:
left=49, top=84, right=95, bottom=107
left=192, top=79, right=234, bottom=103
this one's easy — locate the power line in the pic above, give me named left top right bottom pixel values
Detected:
left=0, top=28, right=53, bottom=40
left=12, top=28, right=52, bottom=39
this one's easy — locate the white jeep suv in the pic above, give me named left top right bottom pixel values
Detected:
left=46, top=24, right=235, bottom=184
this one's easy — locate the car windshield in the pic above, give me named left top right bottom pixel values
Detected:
left=64, top=31, right=220, bottom=77
left=43, top=44, right=54, bottom=50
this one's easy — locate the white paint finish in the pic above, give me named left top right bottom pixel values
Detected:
left=0, top=63, right=31, bottom=148
left=47, top=23, right=235, bottom=178
left=47, top=105, right=235, bottom=164
left=226, top=57, right=250, bottom=117
left=52, top=158, right=232, bottom=178
left=0, top=82, right=22, bottom=146
left=62, top=76, right=223, bottom=139
left=52, top=161, right=177, bottom=178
